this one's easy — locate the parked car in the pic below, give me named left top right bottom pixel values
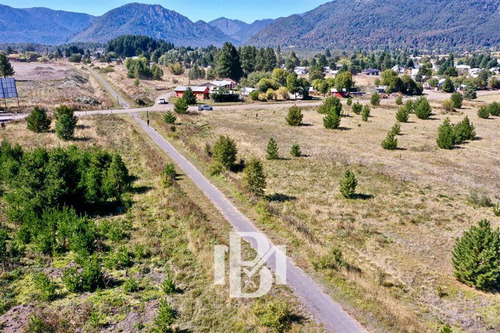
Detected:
left=198, top=105, right=213, bottom=111
left=158, top=98, right=168, bottom=105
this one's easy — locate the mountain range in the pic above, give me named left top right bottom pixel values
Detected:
left=0, top=4, right=95, bottom=45
left=1, top=1, right=500, bottom=50
left=208, top=17, right=273, bottom=43
left=248, top=0, right=500, bottom=50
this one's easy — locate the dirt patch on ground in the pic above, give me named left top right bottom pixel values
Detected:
left=12, top=62, right=72, bottom=81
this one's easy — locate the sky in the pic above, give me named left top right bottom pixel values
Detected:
left=3, top=0, right=331, bottom=23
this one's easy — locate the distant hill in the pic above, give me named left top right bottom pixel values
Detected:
left=70, top=3, right=236, bottom=47
left=208, top=17, right=273, bottom=43
left=0, top=4, right=95, bottom=45
left=247, top=0, right=500, bottom=50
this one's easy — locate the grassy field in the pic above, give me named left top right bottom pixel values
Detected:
left=11, top=62, right=115, bottom=112
left=0, top=116, right=320, bottom=332
left=147, top=94, right=500, bottom=332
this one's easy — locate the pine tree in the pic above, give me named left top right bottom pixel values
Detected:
left=477, top=106, right=490, bottom=119
left=361, top=105, right=370, bottom=121
left=414, top=97, right=432, bottom=120
left=161, top=163, right=177, bottom=187
left=56, top=114, right=77, bottom=140
left=395, top=107, right=409, bottom=122
left=463, top=86, right=477, bottom=100
left=285, top=106, right=303, bottom=126
left=0, top=52, right=15, bottom=77
left=339, top=170, right=357, bottom=199
left=183, top=88, right=197, bottom=105
left=318, top=97, right=342, bottom=115
left=243, top=158, right=266, bottom=196
left=488, top=102, right=500, bottom=116
left=26, top=107, right=51, bottom=133
left=290, top=143, right=301, bottom=157
left=452, top=220, right=500, bottom=290
left=174, top=98, right=188, bottom=114
left=381, top=132, right=398, bottom=150
left=323, top=110, right=341, bottom=129
left=103, top=154, right=130, bottom=199
left=453, top=116, right=476, bottom=144
left=437, top=118, right=455, bottom=149
left=450, top=92, right=463, bottom=109
left=370, top=93, right=380, bottom=107
left=163, top=111, right=177, bottom=124
left=266, top=138, right=279, bottom=160
left=395, top=96, right=403, bottom=105
left=215, top=42, right=242, bottom=81
left=212, top=135, right=238, bottom=169
left=352, top=102, right=362, bottom=115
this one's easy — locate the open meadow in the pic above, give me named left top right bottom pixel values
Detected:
left=0, top=116, right=319, bottom=332
left=10, top=62, right=114, bottom=112
left=148, top=93, right=500, bottom=333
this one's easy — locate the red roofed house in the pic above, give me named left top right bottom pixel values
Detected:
left=174, top=86, right=210, bottom=100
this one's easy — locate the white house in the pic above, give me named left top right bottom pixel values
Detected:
left=294, top=67, right=308, bottom=75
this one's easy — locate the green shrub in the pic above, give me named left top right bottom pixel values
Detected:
left=253, top=300, right=292, bottom=332
left=478, top=106, right=490, bottom=119
left=285, top=106, right=303, bottom=126
left=437, top=118, right=455, bottom=149
left=323, top=110, right=341, bottom=129
left=163, top=111, right=176, bottom=124
left=381, top=132, right=398, bottom=150
left=352, top=102, right=362, bottom=115
left=173, top=98, right=188, bottom=114
left=107, top=246, right=133, bottom=269
left=318, top=97, right=342, bottom=115
left=212, top=136, right=237, bottom=169
left=453, top=116, right=476, bottom=144
left=488, top=102, right=500, bottom=116
left=390, top=122, right=401, bottom=136
left=452, top=220, right=500, bottom=290
left=370, top=93, right=380, bottom=107
left=266, top=138, right=279, bottom=160
left=404, top=100, right=415, bottom=113
left=183, top=88, right=197, bottom=105
left=123, top=277, right=139, bottom=293
left=63, top=256, right=104, bottom=293
left=290, top=143, right=301, bottom=157
left=162, top=274, right=177, bottom=295
left=463, top=86, right=477, bottom=100
left=161, top=163, right=177, bottom=187
left=414, top=97, right=432, bottom=119
left=26, top=107, right=51, bottom=133
left=450, top=92, right=463, bottom=108
left=395, top=107, right=409, bottom=122
left=34, top=272, right=56, bottom=301
left=153, top=300, right=176, bottom=332
left=346, top=98, right=353, bottom=106
left=493, top=203, right=500, bottom=217
left=249, top=90, right=259, bottom=101
left=339, top=170, right=357, bottom=199
left=442, top=99, right=455, bottom=112
left=314, top=248, right=345, bottom=270
left=395, top=96, right=403, bottom=105
left=243, top=158, right=266, bottom=197
left=361, top=105, right=370, bottom=121
left=439, top=324, right=453, bottom=333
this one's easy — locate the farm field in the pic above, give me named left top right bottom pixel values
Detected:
left=147, top=94, right=500, bottom=332
left=0, top=116, right=319, bottom=332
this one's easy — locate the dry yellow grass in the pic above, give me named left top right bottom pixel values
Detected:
left=148, top=97, right=500, bottom=332
left=0, top=116, right=320, bottom=332
left=11, top=61, right=114, bottom=112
